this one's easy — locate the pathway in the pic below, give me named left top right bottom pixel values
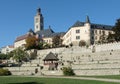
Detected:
left=31, top=75, right=120, bottom=83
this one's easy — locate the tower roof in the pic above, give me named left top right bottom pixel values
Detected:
left=37, top=8, right=41, bottom=15
left=28, top=29, right=35, bottom=35
left=86, top=16, right=90, bottom=23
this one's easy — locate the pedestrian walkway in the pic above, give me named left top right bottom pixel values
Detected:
left=30, top=75, right=120, bottom=83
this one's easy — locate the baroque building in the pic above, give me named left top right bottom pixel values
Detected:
left=63, top=16, right=113, bottom=46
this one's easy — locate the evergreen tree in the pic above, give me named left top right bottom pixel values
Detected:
left=113, top=18, right=120, bottom=41
left=107, top=32, right=115, bottom=43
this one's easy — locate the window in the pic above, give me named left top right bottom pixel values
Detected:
left=36, top=18, right=38, bottom=23
left=95, top=30, right=97, bottom=34
left=95, top=36, right=97, bottom=40
left=91, top=30, right=94, bottom=34
left=99, top=30, right=101, bottom=34
left=36, top=25, right=38, bottom=29
left=92, top=36, right=94, bottom=40
left=102, top=31, right=105, bottom=35
left=76, top=30, right=80, bottom=33
left=76, top=36, right=80, bottom=40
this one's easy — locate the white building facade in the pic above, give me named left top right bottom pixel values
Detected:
left=63, top=16, right=113, bottom=46
left=1, top=45, right=14, bottom=54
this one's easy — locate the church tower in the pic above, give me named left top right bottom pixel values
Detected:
left=34, top=8, right=44, bottom=33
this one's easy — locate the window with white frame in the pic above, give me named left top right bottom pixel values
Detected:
left=95, top=30, right=97, bottom=34
left=76, top=29, right=80, bottom=33
left=76, top=36, right=80, bottom=40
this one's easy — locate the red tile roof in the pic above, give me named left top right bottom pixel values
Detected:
left=8, top=45, right=14, bottom=48
left=15, top=34, right=29, bottom=42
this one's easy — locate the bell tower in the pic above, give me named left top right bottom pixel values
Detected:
left=34, top=8, right=44, bottom=33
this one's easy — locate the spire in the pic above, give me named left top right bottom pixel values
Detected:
left=86, top=16, right=90, bottom=23
left=49, top=25, right=51, bottom=29
left=28, top=29, right=35, bottom=35
left=37, top=8, right=41, bottom=15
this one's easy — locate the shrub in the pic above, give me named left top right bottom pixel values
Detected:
left=79, top=40, right=86, bottom=47
left=62, top=67, right=75, bottom=76
left=0, top=68, right=11, bottom=76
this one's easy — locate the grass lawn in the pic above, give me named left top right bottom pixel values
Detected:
left=0, top=76, right=119, bottom=84
left=80, top=75, right=120, bottom=79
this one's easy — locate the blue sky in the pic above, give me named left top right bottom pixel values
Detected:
left=0, top=0, right=120, bottom=48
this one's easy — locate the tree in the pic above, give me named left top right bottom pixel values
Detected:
left=38, top=41, right=44, bottom=49
left=99, top=34, right=107, bottom=44
left=0, top=53, right=7, bottom=60
left=69, top=43, right=73, bottom=47
left=79, top=40, right=86, bottom=47
left=112, top=18, right=120, bottom=41
left=29, top=49, right=37, bottom=60
left=52, top=35, right=63, bottom=47
left=62, top=67, right=75, bottom=76
left=107, top=32, right=115, bottom=43
left=12, top=47, right=28, bottom=62
left=0, top=68, right=11, bottom=76
left=25, top=35, right=40, bottom=50
left=43, top=43, right=51, bottom=49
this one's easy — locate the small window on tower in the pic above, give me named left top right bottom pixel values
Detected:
left=36, top=18, right=38, bottom=23
left=36, top=25, right=38, bottom=29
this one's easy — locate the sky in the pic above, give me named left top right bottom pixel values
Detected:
left=0, top=0, right=120, bottom=48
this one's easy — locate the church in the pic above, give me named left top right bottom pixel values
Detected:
left=14, top=8, right=114, bottom=48
left=14, top=8, right=65, bottom=48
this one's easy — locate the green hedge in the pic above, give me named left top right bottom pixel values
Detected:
left=62, top=67, right=75, bottom=76
left=0, top=68, right=11, bottom=76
